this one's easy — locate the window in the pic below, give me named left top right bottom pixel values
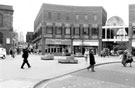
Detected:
left=92, top=27, right=98, bottom=36
left=94, top=14, right=97, bottom=21
left=0, top=32, right=3, bottom=43
left=46, top=26, right=53, bottom=34
left=48, top=12, right=52, bottom=19
left=65, top=27, right=71, bottom=35
left=0, top=14, right=3, bottom=26
left=56, top=26, right=62, bottom=35
left=66, top=16, right=69, bottom=20
left=83, top=27, right=89, bottom=35
left=76, top=15, right=79, bottom=20
left=84, top=15, right=88, bottom=20
left=57, top=13, right=60, bottom=20
left=74, top=27, right=80, bottom=35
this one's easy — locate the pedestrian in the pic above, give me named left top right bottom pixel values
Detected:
left=87, top=50, right=96, bottom=72
left=84, top=48, right=89, bottom=63
left=9, top=48, right=15, bottom=58
left=121, top=50, right=127, bottom=67
left=21, top=48, right=31, bottom=69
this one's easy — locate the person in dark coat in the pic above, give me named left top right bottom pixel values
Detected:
left=21, top=48, right=31, bottom=69
left=121, top=51, right=127, bottom=67
left=87, top=50, right=96, bottom=72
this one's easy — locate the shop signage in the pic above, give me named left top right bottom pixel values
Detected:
left=46, top=39, right=71, bottom=45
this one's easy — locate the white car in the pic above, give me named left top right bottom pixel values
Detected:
left=0, top=47, right=6, bottom=59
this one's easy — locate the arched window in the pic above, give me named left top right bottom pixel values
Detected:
left=0, top=32, right=3, bottom=44
left=0, top=14, right=3, bottom=26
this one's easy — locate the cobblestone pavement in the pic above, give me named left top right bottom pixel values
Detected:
left=44, top=62, right=135, bottom=88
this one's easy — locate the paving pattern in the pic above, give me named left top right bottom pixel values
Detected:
left=45, top=75, right=133, bottom=88
left=45, top=63, right=135, bottom=88
left=0, top=79, right=35, bottom=88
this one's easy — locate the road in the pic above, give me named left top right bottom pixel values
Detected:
left=45, top=62, right=135, bottom=88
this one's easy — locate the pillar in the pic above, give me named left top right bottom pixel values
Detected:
left=98, top=24, right=102, bottom=56
left=70, top=24, right=74, bottom=55
left=128, top=25, right=132, bottom=52
left=41, top=23, right=46, bottom=55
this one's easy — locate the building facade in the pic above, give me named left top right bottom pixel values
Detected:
left=102, top=16, right=130, bottom=53
left=33, top=3, right=107, bottom=55
left=26, top=32, right=33, bottom=48
left=0, top=5, right=14, bottom=54
left=26, top=32, right=33, bottom=44
left=129, top=4, right=135, bottom=48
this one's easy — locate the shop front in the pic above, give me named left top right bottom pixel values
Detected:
left=45, top=39, right=71, bottom=55
left=73, top=40, right=99, bottom=55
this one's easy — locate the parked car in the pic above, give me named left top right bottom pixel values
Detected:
left=0, top=47, right=6, bottom=59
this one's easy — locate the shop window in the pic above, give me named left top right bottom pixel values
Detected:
left=46, top=26, right=53, bottom=34
left=56, top=26, right=62, bottom=35
left=74, top=27, right=80, bottom=35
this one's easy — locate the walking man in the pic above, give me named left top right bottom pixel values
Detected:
left=21, top=48, right=31, bottom=69
left=87, top=50, right=96, bottom=72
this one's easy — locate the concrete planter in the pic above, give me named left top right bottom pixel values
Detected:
left=58, top=56, right=78, bottom=64
left=41, top=54, right=54, bottom=60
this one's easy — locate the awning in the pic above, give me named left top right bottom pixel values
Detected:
left=73, top=41, right=98, bottom=46
left=46, top=39, right=71, bottom=45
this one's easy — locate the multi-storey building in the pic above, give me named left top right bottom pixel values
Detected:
left=129, top=4, right=135, bottom=48
left=0, top=5, right=14, bottom=54
left=33, top=3, right=107, bottom=55
left=26, top=32, right=33, bottom=44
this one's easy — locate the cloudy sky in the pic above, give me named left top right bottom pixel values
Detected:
left=0, top=0, right=135, bottom=40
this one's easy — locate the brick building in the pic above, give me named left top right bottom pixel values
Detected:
left=0, top=5, right=14, bottom=54
left=33, top=3, right=107, bottom=55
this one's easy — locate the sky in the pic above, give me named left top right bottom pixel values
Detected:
left=0, top=0, right=135, bottom=40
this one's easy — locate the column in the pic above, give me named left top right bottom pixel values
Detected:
left=70, top=24, right=74, bottom=54
left=41, top=22, right=46, bottom=55
left=128, top=25, right=132, bottom=52
left=80, top=24, right=83, bottom=55
left=105, top=28, right=107, bottom=39
left=88, top=24, right=92, bottom=39
left=98, top=24, right=102, bottom=56
left=41, top=12, right=46, bottom=55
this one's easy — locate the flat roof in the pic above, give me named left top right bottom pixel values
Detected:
left=102, top=26, right=128, bottom=29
